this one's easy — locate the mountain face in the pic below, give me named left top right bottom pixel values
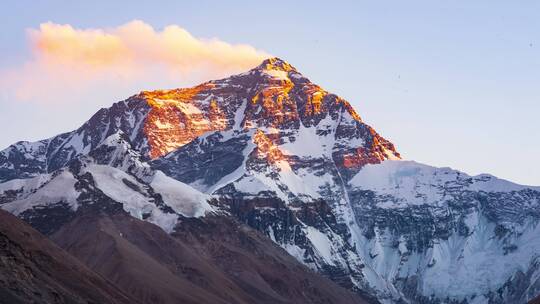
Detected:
left=0, top=58, right=397, bottom=183
left=0, top=197, right=363, bottom=304
left=1, top=57, right=539, bottom=304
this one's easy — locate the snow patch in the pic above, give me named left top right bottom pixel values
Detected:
left=2, top=170, right=79, bottom=215
left=150, top=171, right=213, bottom=217
left=263, top=69, right=290, bottom=81
left=86, top=164, right=178, bottom=232
left=279, top=118, right=335, bottom=158
left=349, top=160, right=535, bottom=208
left=304, top=226, right=336, bottom=266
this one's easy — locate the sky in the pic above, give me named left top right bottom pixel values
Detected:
left=1, top=0, right=539, bottom=185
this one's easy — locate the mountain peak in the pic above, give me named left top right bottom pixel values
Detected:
left=256, top=57, right=296, bottom=72
left=0, top=57, right=399, bottom=171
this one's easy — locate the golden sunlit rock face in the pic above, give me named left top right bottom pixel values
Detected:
left=335, top=124, right=400, bottom=169
left=341, top=146, right=394, bottom=168
left=260, top=57, right=295, bottom=72
left=142, top=84, right=228, bottom=158
left=252, top=130, right=286, bottom=165
left=137, top=57, right=399, bottom=168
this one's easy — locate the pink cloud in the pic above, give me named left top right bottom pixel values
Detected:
left=1, top=20, right=270, bottom=104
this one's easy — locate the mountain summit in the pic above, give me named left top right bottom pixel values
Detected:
left=0, top=57, right=398, bottom=179
left=1, top=58, right=539, bottom=304
left=256, top=57, right=297, bottom=71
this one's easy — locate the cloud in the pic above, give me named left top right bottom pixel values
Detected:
left=0, top=20, right=270, bottom=104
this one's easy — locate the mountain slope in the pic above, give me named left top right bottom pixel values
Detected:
left=0, top=148, right=367, bottom=303
left=1, top=57, right=539, bottom=303
left=51, top=210, right=365, bottom=304
left=348, top=161, right=540, bottom=303
left=0, top=209, right=137, bottom=304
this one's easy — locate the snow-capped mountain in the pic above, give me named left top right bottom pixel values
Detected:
left=1, top=58, right=539, bottom=304
left=348, top=161, right=540, bottom=303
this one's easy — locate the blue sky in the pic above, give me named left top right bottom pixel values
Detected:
left=1, top=0, right=539, bottom=185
